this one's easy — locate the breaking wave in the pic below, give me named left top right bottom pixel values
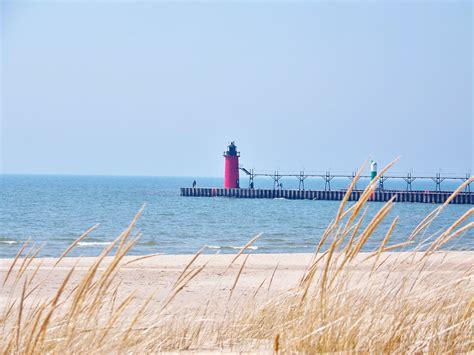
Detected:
left=0, top=240, right=17, bottom=245
left=206, top=245, right=259, bottom=250
left=78, top=241, right=113, bottom=247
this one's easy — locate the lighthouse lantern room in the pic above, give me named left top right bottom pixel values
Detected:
left=224, top=141, right=240, bottom=188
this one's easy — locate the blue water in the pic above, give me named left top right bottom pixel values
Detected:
left=0, top=175, right=472, bottom=258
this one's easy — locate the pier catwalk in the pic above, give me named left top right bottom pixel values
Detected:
left=184, top=141, right=473, bottom=204
left=181, top=187, right=474, bottom=204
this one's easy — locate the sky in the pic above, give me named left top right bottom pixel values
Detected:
left=1, top=1, right=472, bottom=177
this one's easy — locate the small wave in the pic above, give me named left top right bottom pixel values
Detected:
left=229, top=245, right=258, bottom=250
left=78, top=241, right=112, bottom=247
left=273, top=198, right=286, bottom=200
left=0, top=240, right=17, bottom=245
left=284, top=244, right=311, bottom=249
left=230, top=245, right=258, bottom=250
left=139, top=241, right=160, bottom=247
left=265, top=238, right=286, bottom=243
left=206, top=245, right=259, bottom=251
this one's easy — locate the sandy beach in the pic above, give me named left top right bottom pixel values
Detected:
left=1, top=247, right=473, bottom=352
left=2, top=251, right=473, bottom=314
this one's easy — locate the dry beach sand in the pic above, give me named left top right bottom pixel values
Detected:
left=2, top=251, right=472, bottom=314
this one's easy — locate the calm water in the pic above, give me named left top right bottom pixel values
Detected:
left=0, top=175, right=472, bottom=258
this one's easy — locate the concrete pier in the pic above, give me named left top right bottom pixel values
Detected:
left=180, top=187, right=474, bottom=204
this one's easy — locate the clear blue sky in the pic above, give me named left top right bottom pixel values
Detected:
left=1, top=1, right=472, bottom=177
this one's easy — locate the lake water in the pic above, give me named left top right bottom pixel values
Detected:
left=0, top=175, right=472, bottom=258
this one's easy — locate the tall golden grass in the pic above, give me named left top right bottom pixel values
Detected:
left=1, top=163, right=473, bottom=353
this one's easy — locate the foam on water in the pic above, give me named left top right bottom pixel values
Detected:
left=0, top=236, right=18, bottom=245
left=0, top=240, right=17, bottom=245
left=206, top=245, right=258, bottom=250
left=77, top=242, right=113, bottom=247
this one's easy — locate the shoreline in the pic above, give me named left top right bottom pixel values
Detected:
left=1, top=250, right=473, bottom=263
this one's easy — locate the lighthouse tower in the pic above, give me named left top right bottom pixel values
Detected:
left=224, top=141, right=240, bottom=188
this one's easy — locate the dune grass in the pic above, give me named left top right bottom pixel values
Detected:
left=0, top=164, right=473, bottom=353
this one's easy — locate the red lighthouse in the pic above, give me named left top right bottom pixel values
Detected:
left=224, top=141, right=240, bottom=188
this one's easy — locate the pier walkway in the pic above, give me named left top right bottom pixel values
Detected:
left=181, top=187, right=473, bottom=204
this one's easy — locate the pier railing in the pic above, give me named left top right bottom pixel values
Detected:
left=239, top=168, right=471, bottom=192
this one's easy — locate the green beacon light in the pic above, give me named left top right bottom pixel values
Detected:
left=370, top=160, right=377, bottom=180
